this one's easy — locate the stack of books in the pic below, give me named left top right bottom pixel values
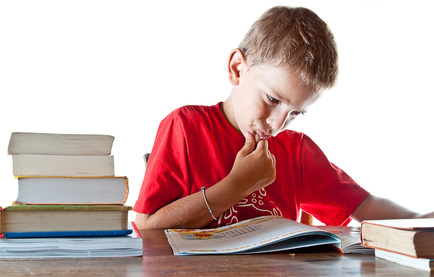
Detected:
left=361, top=218, right=434, bottom=272
left=0, top=132, right=142, bottom=258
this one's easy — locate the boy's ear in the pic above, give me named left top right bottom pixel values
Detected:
left=228, top=49, right=247, bottom=86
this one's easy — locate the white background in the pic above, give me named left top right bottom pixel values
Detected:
left=1, top=0, right=433, bottom=222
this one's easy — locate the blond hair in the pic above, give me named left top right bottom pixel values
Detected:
left=239, top=6, right=338, bottom=91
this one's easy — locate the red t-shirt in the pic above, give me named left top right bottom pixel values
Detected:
left=134, top=103, right=370, bottom=227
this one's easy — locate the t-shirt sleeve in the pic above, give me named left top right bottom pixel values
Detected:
left=133, top=111, right=191, bottom=215
left=299, top=135, right=370, bottom=226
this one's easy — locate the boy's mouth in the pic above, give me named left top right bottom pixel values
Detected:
left=257, top=129, right=271, bottom=140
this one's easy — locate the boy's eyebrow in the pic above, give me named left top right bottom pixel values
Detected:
left=271, top=89, right=306, bottom=113
left=270, top=89, right=289, bottom=104
left=271, top=89, right=297, bottom=108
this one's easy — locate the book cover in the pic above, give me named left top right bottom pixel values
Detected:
left=14, top=176, right=128, bottom=205
left=362, top=218, right=434, bottom=230
left=164, top=216, right=372, bottom=255
left=1, top=229, right=132, bottom=239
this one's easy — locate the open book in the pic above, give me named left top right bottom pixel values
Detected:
left=165, top=216, right=373, bottom=255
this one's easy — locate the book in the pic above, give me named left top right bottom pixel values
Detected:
left=375, top=249, right=433, bottom=272
left=0, top=222, right=143, bottom=258
left=12, top=154, right=115, bottom=177
left=1, top=229, right=132, bottom=239
left=316, top=225, right=374, bottom=254
left=361, top=218, right=434, bottom=258
left=164, top=216, right=373, bottom=255
left=8, top=132, right=114, bottom=155
left=14, top=176, right=128, bottom=205
left=0, top=205, right=131, bottom=233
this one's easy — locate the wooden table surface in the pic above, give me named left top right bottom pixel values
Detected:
left=0, top=229, right=431, bottom=276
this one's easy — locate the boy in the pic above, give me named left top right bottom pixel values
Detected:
left=134, top=6, right=433, bottom=229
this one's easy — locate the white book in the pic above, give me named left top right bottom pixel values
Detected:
left=375, top=249, right=433, bottom=272
left=12, top=154, right=115, bottom=177
left=8, top=132, right=114, bottom=155
left=15, top=176, right=128, bottom=205
left=0, top=222, right=142, bottom=258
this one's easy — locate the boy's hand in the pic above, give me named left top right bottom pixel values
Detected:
left=228, top=132, right=276, bottom=196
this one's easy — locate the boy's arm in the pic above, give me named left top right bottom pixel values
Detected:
left=351, top=194, right=434, bottom=222
left=135, top=175, right=252, bottom=229
left=135, top=132, right=276, bottom=229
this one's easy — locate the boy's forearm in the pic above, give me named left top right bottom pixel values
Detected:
left=350, top=195, right=432, bottom=222
left=134, top=174, right=250, bottom=229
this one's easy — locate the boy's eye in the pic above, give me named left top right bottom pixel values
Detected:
left=267, top=94, right=280, bottom=104
left=290, top=110, right=305, bottom=117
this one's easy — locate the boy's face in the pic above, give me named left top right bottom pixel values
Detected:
left=223, top=63, right=319, bottom=142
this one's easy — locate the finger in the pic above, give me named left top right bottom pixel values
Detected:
left=239, top=131, right=256, bottom=156
left=271, top=153, right=276, bottom=166
left=255, top=139, right=268, bottom=152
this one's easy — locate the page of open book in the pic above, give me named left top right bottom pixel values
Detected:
left=165, top=216, right=341, bottom=255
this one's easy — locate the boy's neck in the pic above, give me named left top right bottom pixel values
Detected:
left=220, top=99, right=240, bottom=135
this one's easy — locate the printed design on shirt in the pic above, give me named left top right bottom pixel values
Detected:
left=219, top=188, right=282, bottom=226
left=217, top=205, right=238, bottom=227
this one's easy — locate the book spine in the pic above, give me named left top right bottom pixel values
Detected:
left=2, top=229, right=133, bottom=239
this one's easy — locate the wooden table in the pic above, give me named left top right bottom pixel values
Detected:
left=0, top=229, right=430, bottom=276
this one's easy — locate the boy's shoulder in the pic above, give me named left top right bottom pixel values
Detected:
left=166, top=103, right=221, bottom=122
left=174, top=104, right=217, bottom=114
left=274, top=129, right=306, bottom=143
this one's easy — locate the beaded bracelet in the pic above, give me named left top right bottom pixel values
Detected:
left=200, top=186, right=217, bottom=221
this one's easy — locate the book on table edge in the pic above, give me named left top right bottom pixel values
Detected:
left=12, top=154, right=115, bottom=177
left=14, top=176, right=128, bottom=205
left=164, top=216, right=373, bottom=255
left=361, top=218, right=434, bottom=258
left=8, top=132, right=114, bottom=155
left=375, top=249, right=433, bottom=272
left=0, top=205, right=131, bottom=233
left=0, top=222, right=143, bottom=258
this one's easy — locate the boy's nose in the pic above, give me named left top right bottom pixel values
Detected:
left=268, top=110, right=292, bottom=131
